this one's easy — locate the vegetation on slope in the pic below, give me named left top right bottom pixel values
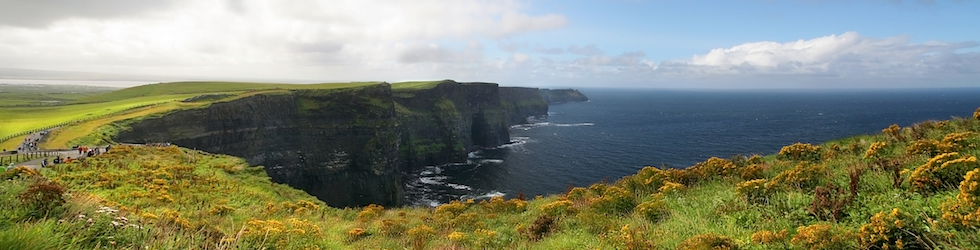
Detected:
left=4, top=105, right=980, bottom=249
left=0, top=81, right=379, bottom=149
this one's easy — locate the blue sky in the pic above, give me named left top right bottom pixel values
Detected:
left=0, top=0, right=977, bottom=88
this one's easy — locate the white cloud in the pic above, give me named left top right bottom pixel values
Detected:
left=674, top=32, right=980, bottom=82
left=0, top=0, right=566, bottom=81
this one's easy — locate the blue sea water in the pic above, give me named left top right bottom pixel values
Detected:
left=405, top=88, right=980, bottom=206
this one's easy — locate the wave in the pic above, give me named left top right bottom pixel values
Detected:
left=510, top=122, right=594, bottom=130
left=460, top=191, right=505, bottom=200
left=554, top=122, right=594, bottom=127
left=479, top=159, right=504, bottom=164
left=446, top=183, right=473, bottom=190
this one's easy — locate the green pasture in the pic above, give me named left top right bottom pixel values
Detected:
left=74, top=81, right=379, bottom=104
left=391, top=80, right=448, bottom=90
left=0, top=84, right=116, bottom=107
left=1, top=81, right=382, bottom=147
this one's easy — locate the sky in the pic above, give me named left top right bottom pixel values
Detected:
left=0, top=0, right=977, bottom=89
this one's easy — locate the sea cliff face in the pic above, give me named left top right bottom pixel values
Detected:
left=115, top=81, right=583, bottom=207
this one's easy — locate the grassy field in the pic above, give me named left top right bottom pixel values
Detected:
left=0, top=84, right=117, bottom=107
left=2, top=109, right=980, bottom=249
left=391, top=80, right=448, bottom=90
left=0, top=81, right=381, bottom=149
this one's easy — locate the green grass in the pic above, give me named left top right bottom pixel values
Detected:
left=391, top=80, right=449, bottom=90
left=0, top=81, right=380, bottom=147
left=0, top=94, right=194, bottom=140
left=0, top=84, right=117, bottom=107
left=74, top=81, right=378, bottom=104
left=3, top=102, right=980, bottom=248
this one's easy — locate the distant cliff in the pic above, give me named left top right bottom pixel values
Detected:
left=539, top=88, right=589, bottom=104
left=114, top=81, right=577, bottom=207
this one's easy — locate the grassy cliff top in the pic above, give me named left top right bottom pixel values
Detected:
left=0, top=81, right=380, bottom=147
left=4, top=109, right=980, bottom=249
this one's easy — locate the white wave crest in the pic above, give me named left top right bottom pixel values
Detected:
left=554, top=122, right=594, bottom=127
left=461, top=191, right=505, bottom=200
left=446, top=183, right=473, bottom=190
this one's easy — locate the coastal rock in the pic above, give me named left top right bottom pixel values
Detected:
left=115, top=81, right=586, bottom=207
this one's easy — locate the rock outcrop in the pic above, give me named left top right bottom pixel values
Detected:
left=115, top=81, right=580, bottom=207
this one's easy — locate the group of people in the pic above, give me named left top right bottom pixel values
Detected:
left=18, top=138, right=41, bottom=152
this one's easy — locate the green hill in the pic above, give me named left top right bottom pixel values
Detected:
left=3, top=108, right=980, bottom=249
left=0, top=81, right=379, bottom=148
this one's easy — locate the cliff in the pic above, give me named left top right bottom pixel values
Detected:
left=539, top=88, right=589, bottom=104
left=114, top=81, right=566, bottom=207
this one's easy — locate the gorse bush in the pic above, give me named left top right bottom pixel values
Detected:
left=941, top=168, right=980, bottom=228
left=791, top=223, right=853, bottom=250
left=770, top=163, right=828, bottom=190
left=751, top=229, right=788, bottom=245
left=864, top=141, right=888, bottom=160
left=735, top=179, right=775, bottom=204
left=883, top=124, right=904, bottom=141
left=692, top=157, right=739, bottom=178
left=858, top=208, right=933, bottom=250
left=588, top=185, right=636, bottom=215
left=676, top=233, right=739, bottom=250
left=779, top=143, right=822, bottom=162
left=909, top=152, right=979, bottom=192
left=634, top=195, right=670, bottom=222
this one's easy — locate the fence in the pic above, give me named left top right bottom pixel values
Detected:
left=0, top=151, right=57, bottom=167
left=0, top=101, right=171, bottom=144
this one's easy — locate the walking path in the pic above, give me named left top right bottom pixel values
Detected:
left=3, top=129, right=107, bottom=170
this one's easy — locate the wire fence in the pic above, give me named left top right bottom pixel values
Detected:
left=0, top=150, right=58, bottom=167
left=0, top=101, right=170, bottom=144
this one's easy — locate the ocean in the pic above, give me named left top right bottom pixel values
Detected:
left=405, top=88, right=980, bottom=206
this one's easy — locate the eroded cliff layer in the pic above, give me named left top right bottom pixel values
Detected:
left=115, top=81, right=571, bottom=207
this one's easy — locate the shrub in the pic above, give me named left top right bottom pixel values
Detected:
left=778, top=143, right=822, bottom=162
left=740, top=163, right=768, bottom=180
left=346, top=227, right=368, bottom=242
left=242, top=218, right=322, bottom=249
left=883, top=124, right=905, bottom=141
left=864, top=141, right=887, bottom=160
left=735, top=179, right=775, bottom=204
left=909, top=152, right=979, bottom=192
left=357, top=204, right=385, bottom=221
left=770, top=163, right=828, bottom=190
left=791, top=223, right=853, bottom=250
left=676, top=233, right=739, bottom=250
left=447, top=231, right=467, bottom=245
left=540, top=199, right=576, bottom=217
left=619, top=166, right=672, bottom=195
left=974, top=107, right=980, bottom=120
left=2, top=166, right=41, bottom=180
left=472, top=229, right=501, bottom=249
left=905, top=139, right=941, bottom=156
left=520, top=215, right=556, bottom=241
left=208, top=205, right=235, bottom=216
left=18, top=180, right=66, bottom=213
left=607, top=224, right=656, bottom=250
left=480, top=196, right=527, bottom=213
left=858, top=208, right=933, bottom=250
left=941, top=168, right=980, bottom=227
left=692, top=157, right=739, bottom=178
left=377, top=218, right=408, bottom=236
left=751, top=229, right=788, bottom=245
left=634, top=196, right=670, bottom=222
left=808, top=183, right=850, bottom=221
left=658, top=181, right=684, bottom=194
left=406, top=225, right=436, bottom=250
left=588, top=186, right=636, bottom=215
